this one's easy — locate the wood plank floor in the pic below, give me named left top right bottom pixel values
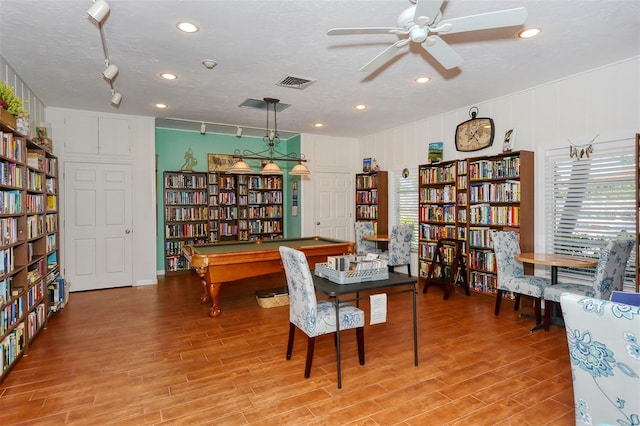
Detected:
left=0, top=272, right=576, bottom=425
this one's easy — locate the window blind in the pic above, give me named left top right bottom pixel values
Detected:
left=391, top=168, right=419, bottom=251
left=545, top=139, right=636, bottom=290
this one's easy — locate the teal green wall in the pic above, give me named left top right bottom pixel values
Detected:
left=155, top=129, right=302, bottom=271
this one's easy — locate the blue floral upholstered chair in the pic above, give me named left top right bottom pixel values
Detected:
left=381, top=224, right=414, bottom=276
left=279, top=246, right=365, bottom=379
left=560, top=293, right=640, bottom=426
left=354, top=221, right=379, bottom=255
left=491, top=231, right=552, bottom=328
left=543, top=239, right=634, bottom=331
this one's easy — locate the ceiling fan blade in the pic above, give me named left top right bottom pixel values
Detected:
left=360, top=40, right=409, bottom=72
left=413, top=0, right=444, bottom=26
left=328, top=27, right=401, bottom=35
left=436, top=7, right=528, bottom=34
left=421, top=36, right=463, bottom=70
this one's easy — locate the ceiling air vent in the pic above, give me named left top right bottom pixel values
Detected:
left=276, top=74, right=317, bottom=90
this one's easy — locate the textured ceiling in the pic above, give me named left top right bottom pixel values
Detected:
left=0, top=0, right=638, bottom=138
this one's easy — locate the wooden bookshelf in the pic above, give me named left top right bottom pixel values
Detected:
left=163, top=171, right=209, bottom=273
left=0, top=121, right=59, bottom=383
left=355, top=171, right=388, bottom=236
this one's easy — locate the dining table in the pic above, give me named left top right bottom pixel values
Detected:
left=363, top=234, right=389, bottom=251
left=516, top=252, right=598, bottom=331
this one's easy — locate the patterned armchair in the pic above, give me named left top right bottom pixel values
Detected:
left=560, top=293, right=640, bottom=426
left=354, top=221, right=379, bottom=255
left=279, top=246, right=365, bottom=379
left=381, top=224, right=414, bottom=276
left=491, top=231, right=552, bottom=327
left=544, top=239, right=634, bottom=330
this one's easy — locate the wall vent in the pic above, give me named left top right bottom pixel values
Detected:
left=276, top=74, right=317, bottom=90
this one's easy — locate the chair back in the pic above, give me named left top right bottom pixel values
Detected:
left=279, top=246, right=318, bottom=335
left=387, top=224, right=413, bottom=266
left=491, top=231, right=524, bottom=282
left=354, top=221, right=378, bottom=255
left=560, top=293, right=640, bottom=425
left=590, top=239, right=634, bottom=300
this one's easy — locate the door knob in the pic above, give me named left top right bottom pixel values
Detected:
left=316, top=222, right=320, bottom=225
left=125, top=229, right=131, bottom=234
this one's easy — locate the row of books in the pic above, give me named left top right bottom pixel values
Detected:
left=468, top=156, right=521, bottom=180
left=0, top=217, right=19, bottom=246
left=247, top=205, right=282, bottom=219
left=468, top=204, right=520, bottom=226
left=26, top=151, right=44, bottom=170
left=247, top=220, right=282, bottom=234
left=419, top=204, right=456, bottom=223
left=27, top=303, right=46, bottom=337
left=0, top=247, right=14, bottom=276
left=165, top=222, right=208, bottom=239
left=326, top=254, right=388, bottom=272
left=0, top=132, right=24, bottom=162
left=0, top=322, right=24, bottom=373
left=355, top=205, right=378, bottom=220
left=419, top=185, right=456, bottom=203
left=0, top=161, right=23, bottom=188
left=355, top=189, right=379, bottom=204
left=26, top=169, right=43, bottom=191
left=164, top=190, right=208, bottom=205
left=419, top=163, right=456, bottom=184
left=469, top=181, right=521, bottom=203
left=0, top=189, right=21, bottom=214
left=247, top=191, right=283, bottom=204
left=0, top=297, right=23, bottom=335
left=247, top=176, right=282, bottom=190
left=355, top=174, right=382, bottom=190
left=419, top=224, right=456, bottom=241
left=164, top=174, right=207, bottom=189
left=468, top=249, right=496, bottom=272
left=165, top=206, right=208, bottom=222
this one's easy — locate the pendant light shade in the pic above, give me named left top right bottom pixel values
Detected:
left=261, top=161, right=283, bottom=175
left=103, top=64, right=119, bottom=81
left=228, top=159, right=253, bottom=174
left=289, top=162, right=311, bottom=176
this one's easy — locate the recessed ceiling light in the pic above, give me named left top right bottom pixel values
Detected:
left=177, top=22, right=199, bottom=33
left=518, top=28, right=542, bottom=39
left=415, top=76, right=431, bottom=84
left=354, top=104, right=367, bottom=110
left=314, top=123, right=324, bottom=128
left=154, top=103, right=168, bottom=109
left=160, top=73, right=177, bottom=80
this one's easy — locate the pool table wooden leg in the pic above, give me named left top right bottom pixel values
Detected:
left=207, top=282, right=222, bottom=317
left=194, top=267, right=209, bottom=304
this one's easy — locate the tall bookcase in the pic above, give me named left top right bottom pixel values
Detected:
left=1, top=122, right=60, bottom=383
left=355, top=171, right=388, bottom=235
left=418, top=160, right=460, bottom=278
left=207, top=172, right=284, bottom=242
left=466, top=150, right=534, bottom=295
left=163, top=171, right=209, bottom=273
left=418, top=151, right=534, bottom=297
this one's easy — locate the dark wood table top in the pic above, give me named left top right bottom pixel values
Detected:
left=516, top=253, right=598, bottom=268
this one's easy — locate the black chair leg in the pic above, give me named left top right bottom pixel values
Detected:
left=286, top=323, right=295, bottom=360
left=543, top=301, right=552, bottom=331
left=533, top=297, right=542, bottom=325
left=356, top=327, right=365, bottom=365
left=494, top=290, right=503, bottom=315
left=513, top=293, right=521, bottom=311
left=304, top=336, right=316, bottom=378
left=407, top=264, right=411, bottom=277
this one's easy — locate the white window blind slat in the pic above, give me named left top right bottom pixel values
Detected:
left=391, top=169, right=419, bottom=251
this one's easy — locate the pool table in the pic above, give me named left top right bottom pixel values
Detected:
left=182, top=236, right=354, bottom=318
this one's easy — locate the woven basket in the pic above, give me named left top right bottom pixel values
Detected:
left=256, top=287, right=289, bottom=308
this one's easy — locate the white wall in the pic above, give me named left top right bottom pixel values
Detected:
left=359, top=56, right=640, bottom=259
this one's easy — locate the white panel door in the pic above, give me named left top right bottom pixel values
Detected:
left=314, top=172, right=351, bottom=241
left=64, top=162, right=133, bottom=291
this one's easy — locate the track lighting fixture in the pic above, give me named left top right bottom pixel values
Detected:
left=102, top=63, right=119, bottom=81
left=110, top=90, right=122, bottom=107
left=87, top=0, right=110, bottom=25
left=236, top=127, right=243, bottom=138
left=87, top=0, right=122, bottom=108
left=200, top=122, right=206, bottom=135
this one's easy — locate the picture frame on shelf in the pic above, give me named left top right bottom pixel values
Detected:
left=363, top=157, right=372, bottom=172
left=503, top=129, right=515, bottom=153
left=428, top=142, right=443, bottom=163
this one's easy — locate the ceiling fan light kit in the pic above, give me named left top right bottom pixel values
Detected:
left=328, top=0, right=528, bottom=72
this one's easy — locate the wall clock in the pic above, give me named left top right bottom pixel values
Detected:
left=455, top=107, right=495, bottom=152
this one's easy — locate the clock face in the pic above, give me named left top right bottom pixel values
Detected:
left=455, top=117, right=495, bottom=152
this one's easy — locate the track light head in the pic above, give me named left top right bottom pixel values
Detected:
left=236, top=127, right=243, bottom=138
left=200, top=122, right=206, bottom=135
left=103, top=63, right=119, bottom=81
left=87, top=0, right=110, bottom=25
left=110, top=91, right=122, bottom=107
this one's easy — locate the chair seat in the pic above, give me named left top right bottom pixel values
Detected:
left=544, top=282, right=593, bottom=302
left=497, top=275, right=552, bottom=298
left=309, top=301, right=365, bottom=337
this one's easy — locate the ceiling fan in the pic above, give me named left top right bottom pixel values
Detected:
left=327, top=0, right=528, bottom=72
